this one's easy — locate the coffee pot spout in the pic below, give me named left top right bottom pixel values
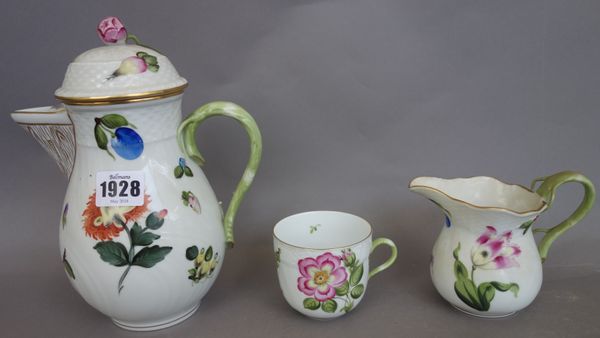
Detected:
left=11, top=105, right=75, bottom=177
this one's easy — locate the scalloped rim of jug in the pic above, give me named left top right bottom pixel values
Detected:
left=409, top=176, right=548, bottom=216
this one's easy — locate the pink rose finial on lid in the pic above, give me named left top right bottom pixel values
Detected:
left=97, top=16, right=127, bottom=44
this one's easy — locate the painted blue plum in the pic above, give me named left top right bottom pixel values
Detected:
left=111, top=127, right=144, bottom=160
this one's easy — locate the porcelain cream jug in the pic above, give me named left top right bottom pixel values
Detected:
left=10, top=17, right=262, bottom=331
left=409, top=171, right=595, bottom=317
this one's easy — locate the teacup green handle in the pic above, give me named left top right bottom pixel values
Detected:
left=368, top=238, right=398, bottom=279
left=177, top=101, right=262, bottom=247
left=531, top=171, right=595, bottom=262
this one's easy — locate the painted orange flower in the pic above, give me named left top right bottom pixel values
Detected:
left=82, top=193, right=150, bottom=241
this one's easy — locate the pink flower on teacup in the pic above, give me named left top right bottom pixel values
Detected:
left=471, top=226, right=521, bottom=270
left=97, top=16, right=127, bottom=44
left=297, top=252, right=348, bottom=301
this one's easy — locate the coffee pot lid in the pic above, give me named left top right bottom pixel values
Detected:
left=55, top=17, right=187, bottom=105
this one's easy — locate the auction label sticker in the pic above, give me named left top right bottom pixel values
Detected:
left=95, top=171, right=145, bottom=207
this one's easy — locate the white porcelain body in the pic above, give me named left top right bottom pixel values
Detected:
left=410, top=177, right=548, bottom=317
left=431, top=223, right=543, bottom=317
left=273, top=211, right=373, bottom=320
left=59, top=95, right=225, bottom=330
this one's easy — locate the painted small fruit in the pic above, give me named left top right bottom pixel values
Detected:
left=94, top=114, right=143, bottom=160
left=110, top=56, right=147, bottom=78
left=108, top=51, right=160, bottom=79
left=111, top=127, right=144, bottom=160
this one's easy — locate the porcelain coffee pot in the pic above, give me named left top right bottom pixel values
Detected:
left=11, top=17, right=262, bottom=330
left=409, top=172, right=595, bottom=317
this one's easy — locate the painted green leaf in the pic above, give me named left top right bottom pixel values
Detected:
left=205, top=246, right=213, bottom=261
left=174, top=166, right=184, bottom=178
left=274, top=248, right=281, bottom=268
left=131, top=222, right=142, bottom=236
left=94, top=124, right=108, bottom=148
left=136, top=51, right=148, bottom=58
left=490, top=281, right=520, bottom=297
left=350, top=264, right=364, bottom=286
left=131, top=245, right=172, bottom=268
left=100, top=114, right=129, bottom=129
left=452, top=243, right=470, bottom=280
left=342, top=300, right=354, bottom=313
left=321, top=299, right=338, bottom=313
left=519, top=219, right=535, bottom=235
left=142, top=55, right=157, bottom=65
left=146, top=212, right=165, bottom=230
left=133, top=232, right=160, bottom=246
left=477, top=282, right=495, bottom=311
left=350, top=284, right=365, bottom=299
left=94, top=124, right=115, bottom=160
left=61, top=204, right=68, bottom=229
left=183, top=166, right=193, bottom=177
left=93, top=241, right=129, bottom=267
left=63, top=259, right=76, bottom=280
left=452, top=243, right=483, bottom=310
left=303, top=298, right=320, bottom=310
left=148, top=64, right=159, bottom=72
left=335, top=281, right=349, bottom=296
left=454, top=279, right=482, bottom=311
left=186, top=246, right=199, bottom=260
left=62, top=250, right=75, bottom=280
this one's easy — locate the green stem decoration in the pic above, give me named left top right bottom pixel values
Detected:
left=117, top=217, right=134, bottom=293
left=118, top=265, right=131, bottom=294
left=452, top=243, right=519, bottom=312
left=97, top=123, right=115, bottom=137
left=126, top=33, right=161, bottom=53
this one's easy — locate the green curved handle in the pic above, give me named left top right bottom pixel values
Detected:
left=368, top=237, right=397, bottom=279
left=531, top=171, right=595, bottom=262
left=177, top=101, right=262, bottom=247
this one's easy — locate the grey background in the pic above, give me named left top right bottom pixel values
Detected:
left=1, top=0, right=599, bottom=337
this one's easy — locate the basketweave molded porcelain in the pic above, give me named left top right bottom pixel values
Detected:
left=55, top=44, right=187, bottom=99
left=410, top=172, right=595, bottom=317
left=11, top=17, right=262, bottom=331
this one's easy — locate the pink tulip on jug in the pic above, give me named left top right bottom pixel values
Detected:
left=410, top=172, right=595, bottom=317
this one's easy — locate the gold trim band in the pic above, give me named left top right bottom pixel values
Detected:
left=55, top=83, right=188, bottom=106
left=408, top=176, right=548, bottom=216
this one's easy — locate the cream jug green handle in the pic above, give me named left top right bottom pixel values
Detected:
left=177, top=101, right=263, bottom=247
left=410, top=171, right=595, bottom=317
left=530, top=171, right=596, bottom=262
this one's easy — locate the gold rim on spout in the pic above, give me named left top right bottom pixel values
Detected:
left=408, top=176, right=548, bottom=216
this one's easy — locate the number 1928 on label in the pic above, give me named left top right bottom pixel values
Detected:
left=95, top=171, right=145, bottom=207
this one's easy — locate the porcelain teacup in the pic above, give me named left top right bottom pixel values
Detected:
left=273, top=211, right=397, bottom=319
